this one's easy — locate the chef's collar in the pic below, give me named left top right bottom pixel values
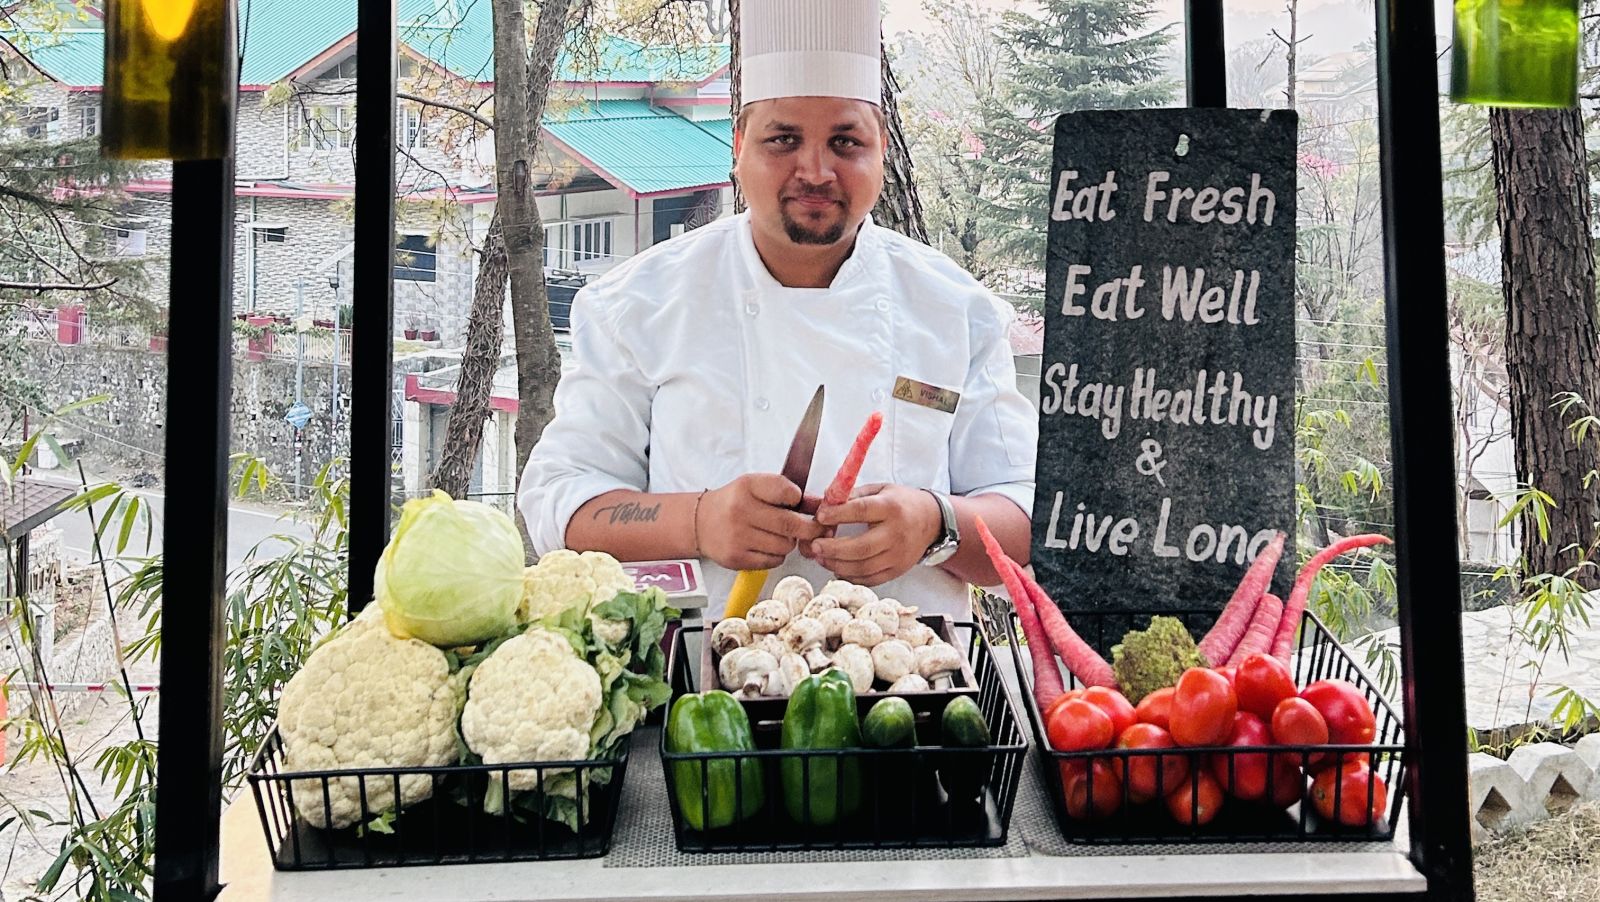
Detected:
left=736, top=211, right=878, bottom=292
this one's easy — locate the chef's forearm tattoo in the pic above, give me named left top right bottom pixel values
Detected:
left=593, top=501, right=662, bottom=526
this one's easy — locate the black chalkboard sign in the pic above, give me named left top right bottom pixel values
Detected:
left=1032, top=108, right=1298, bottom=620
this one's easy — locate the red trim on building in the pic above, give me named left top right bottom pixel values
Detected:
left=405, top=373, right=518, bottom=413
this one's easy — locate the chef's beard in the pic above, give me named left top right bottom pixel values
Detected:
left=781, top=210, right=847, bottom=246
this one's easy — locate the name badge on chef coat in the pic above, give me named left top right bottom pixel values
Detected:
left=893, top=376, right=961, bottom=414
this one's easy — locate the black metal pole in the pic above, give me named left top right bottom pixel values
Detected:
left=1373, top=1, right=1477, bottom=900
left=1184, top=0, right=1227, bottom=107
left=152, top=155, right=236, bottom=902
left=348, top=0, right=398, bottom=614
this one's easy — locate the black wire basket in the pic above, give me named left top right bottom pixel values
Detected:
left=1009, top=608, right=1408, bottom=844
left=246, top=729, right=628, bottom=870
left=658, top=622, right=1028, bottom=852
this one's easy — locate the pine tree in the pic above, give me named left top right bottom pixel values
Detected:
left=975, top=0, right=1176, bottom=275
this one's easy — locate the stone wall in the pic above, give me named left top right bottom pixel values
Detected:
left=25, top=339, right=348, bottom=487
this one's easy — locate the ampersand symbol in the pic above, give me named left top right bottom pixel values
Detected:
left=1136, top=439, right=1168, bottom=487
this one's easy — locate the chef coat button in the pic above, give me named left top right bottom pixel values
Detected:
left=872, top=388, right=887, bottom=402
left=745, top=302, right=759, bottom=316
left=875, top=299, right=890, bottom=313
left=755, top=397, right=771, bottom=411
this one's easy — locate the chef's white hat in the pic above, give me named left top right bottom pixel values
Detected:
left=739, top=0, right=881, bottom=106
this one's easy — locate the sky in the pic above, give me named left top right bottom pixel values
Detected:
left=880, top=0, right=1457, bottom=59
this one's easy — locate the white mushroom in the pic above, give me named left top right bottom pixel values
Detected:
left=771, top=575, right=816, bottom=617
left=818, top=607, right=854, bottom=650
left=746, top=599, right=792, bottom=635
left=898, top=622, right=937, bottom=648
left=895, top=604, right=922, bottom=634
left=840, top=617, right=884, bottom=650
left=711, top=618, right=753, bottom=656
left=780, top=616, right=833, bottom=671
left=770, top=653, right=811, bottom=697
left=720, top=647, right=778, bottom=696
left=859, top=600, right=902, bottom=637
left=915, top=643, right=964, bottom=690
left=871, top=639, right=916, bottom=684
left=831, top=644, right=875, bottom=693
left=755, top=633, right=789, bottom=659
left=888, top=673, right=930, bottom=693
left=801, top=594, right=841, bottom=619
left=822, top=580, right=878, bottom=614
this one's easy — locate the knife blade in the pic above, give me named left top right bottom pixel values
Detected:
left=723, top=385, right=825, bottom=618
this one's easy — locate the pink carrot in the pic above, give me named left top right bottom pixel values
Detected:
left=1197, top=531, right=1286, bottom=666
left=1011, top=558, right=1119, bottom=689
left=1272, top=534, right=1395, bottom=662
left=823, top=411, right=884, bottom=506
left=1227, top=593, right=1284, bottom=665
left=972, top=516, right=1064, bottom=708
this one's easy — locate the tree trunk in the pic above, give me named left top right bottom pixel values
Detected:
left=429, top=212, right=507, bottom=498
left=493, top=0, right=571, bottom=559
left=872, top=51, right=929, bottom=243
left=729, top=0, right=743, bottom=213
left=1490, top=107, right=1600, bottom=586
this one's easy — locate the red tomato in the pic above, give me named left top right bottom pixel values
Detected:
left=1215, top=665, right=1238, bottom=690
left=1300, top=680, right=1377, bottom=746
left=1169, top=668, right=1238, bottom=747
left=1271, top=697, right=1331, bottom=769
left=1047, top=698, right=1115, bottom=752
left=1310, top=760, right=1388, bottom=827
left=1082, top=687, right=1138, bottom=739
left=1235, top=653, right=1297, bottom=720
left=1115, top=723, right=1190, bottom=803
left=1267, top=757, right=1305, bottom=808
left=1042, top=689, right=1085, bottom=724
left=1061, top=758, right=1123, bottom=819
left=1135, top=687, right=1175, bottom=731
left=1208, top=712, right=1273, bottom=801
left=1165, top=770, right=1225, bottom=826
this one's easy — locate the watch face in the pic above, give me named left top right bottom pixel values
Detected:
left=921, top=540, right=958, bottom=567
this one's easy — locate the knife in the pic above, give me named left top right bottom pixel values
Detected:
left=722, top=384, right=825, bottom=619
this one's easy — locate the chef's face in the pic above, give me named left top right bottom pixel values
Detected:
left=734, top=97, right=886, bottom=248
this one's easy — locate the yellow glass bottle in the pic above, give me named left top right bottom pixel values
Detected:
left=1451, top=0, right=1580, bottom=108
left=102, top=0, right=235, bottom=160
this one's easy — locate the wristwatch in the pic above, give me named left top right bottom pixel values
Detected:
left=919, top=489, right=960, bottom=567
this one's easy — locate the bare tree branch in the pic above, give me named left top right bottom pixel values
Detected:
left=0, top=278, right=116, bottom=291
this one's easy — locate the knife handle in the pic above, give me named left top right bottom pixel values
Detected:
left=724, top=569, right=771, bottom=619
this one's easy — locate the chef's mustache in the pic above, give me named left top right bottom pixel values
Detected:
left=784, top=185, right=845, bottom=202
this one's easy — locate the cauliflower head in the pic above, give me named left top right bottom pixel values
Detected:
left=521, top=549, right=636, bottom=646
left=277, top=606, right=466, bottom=829
left=461, top=627, right=603, bottom=794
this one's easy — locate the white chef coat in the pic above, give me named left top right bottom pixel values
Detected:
left=517, top=212, right=1037, bottom=620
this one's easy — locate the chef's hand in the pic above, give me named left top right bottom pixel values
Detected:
left=697, top=473, right=827, bottom=571
left=804, top=484, right=941, bottom=587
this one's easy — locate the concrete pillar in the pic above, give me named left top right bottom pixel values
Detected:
left=401, top=398, right=429, bottom=496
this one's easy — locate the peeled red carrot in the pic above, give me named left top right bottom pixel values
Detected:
left=823, top=411, right=884, bottom=506
left=1010, top=560, right=1118, bottom=689
left=974, top=521, right=1064, bottom=709
left=1227, top=593, right=1284, bottom=665
left=1197, top=531, right=1286, bottom=667
left=1271, top=533, right=1394, bottom=662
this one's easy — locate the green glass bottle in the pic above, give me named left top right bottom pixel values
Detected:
left=102, top=0, right=235, bottom=160
left=1451, top=0, right=1580, bottom=108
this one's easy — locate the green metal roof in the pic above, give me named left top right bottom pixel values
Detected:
left=22, top=2, right=725, bottom=87
left=542, top=100, right=731, bottom=196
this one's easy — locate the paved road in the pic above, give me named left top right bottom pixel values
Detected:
left=27, top=472, right=316, bottom=573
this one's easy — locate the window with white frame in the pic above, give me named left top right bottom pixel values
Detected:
left=403, top=106, right=422, bottom=148
left=102, top=225, right=147, bottom=257
left=20, top=106, right=59, bottom=141
left=543, top=219, right=616, bottom=269
left=79, top=106, right=99, bottom=138
left=252, top=225, right=288, bottom=245
left=296, top=105, right=352, bottom=151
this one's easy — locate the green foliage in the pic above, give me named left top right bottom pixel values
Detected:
left=971, top=0, right=1176, bottom=270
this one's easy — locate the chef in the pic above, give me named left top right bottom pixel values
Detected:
left=517, top=0, right=1037, bottom=620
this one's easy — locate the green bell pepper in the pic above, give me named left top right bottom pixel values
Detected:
left=780, top=668, right=862, bottom=826
left=666, top=691, right=764, bottom=830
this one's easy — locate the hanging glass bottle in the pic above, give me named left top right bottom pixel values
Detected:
left=102, top=0, right=235, bottom=159
left=1451, top=0, right=1580, bottom=108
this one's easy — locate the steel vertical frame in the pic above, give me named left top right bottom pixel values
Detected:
left=1373, top=1, right=1477, bottom=898
left=151, top=161, right=238, bottom=900
left=348, top=0, right=398, bottom=614
left=1184, top=0, right=1227, bottom=108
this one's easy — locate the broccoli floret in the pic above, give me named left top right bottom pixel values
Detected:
left=1111, top=616, right=1208, bottom=703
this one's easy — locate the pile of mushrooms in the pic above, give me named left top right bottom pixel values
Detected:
left=712, top=576, right=965, bottom=697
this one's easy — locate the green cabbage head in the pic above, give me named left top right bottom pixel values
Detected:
left=376, top=490, right=523, bottom=647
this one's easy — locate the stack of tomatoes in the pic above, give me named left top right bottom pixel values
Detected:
left=1044, top=652, right=1388, bottom=828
